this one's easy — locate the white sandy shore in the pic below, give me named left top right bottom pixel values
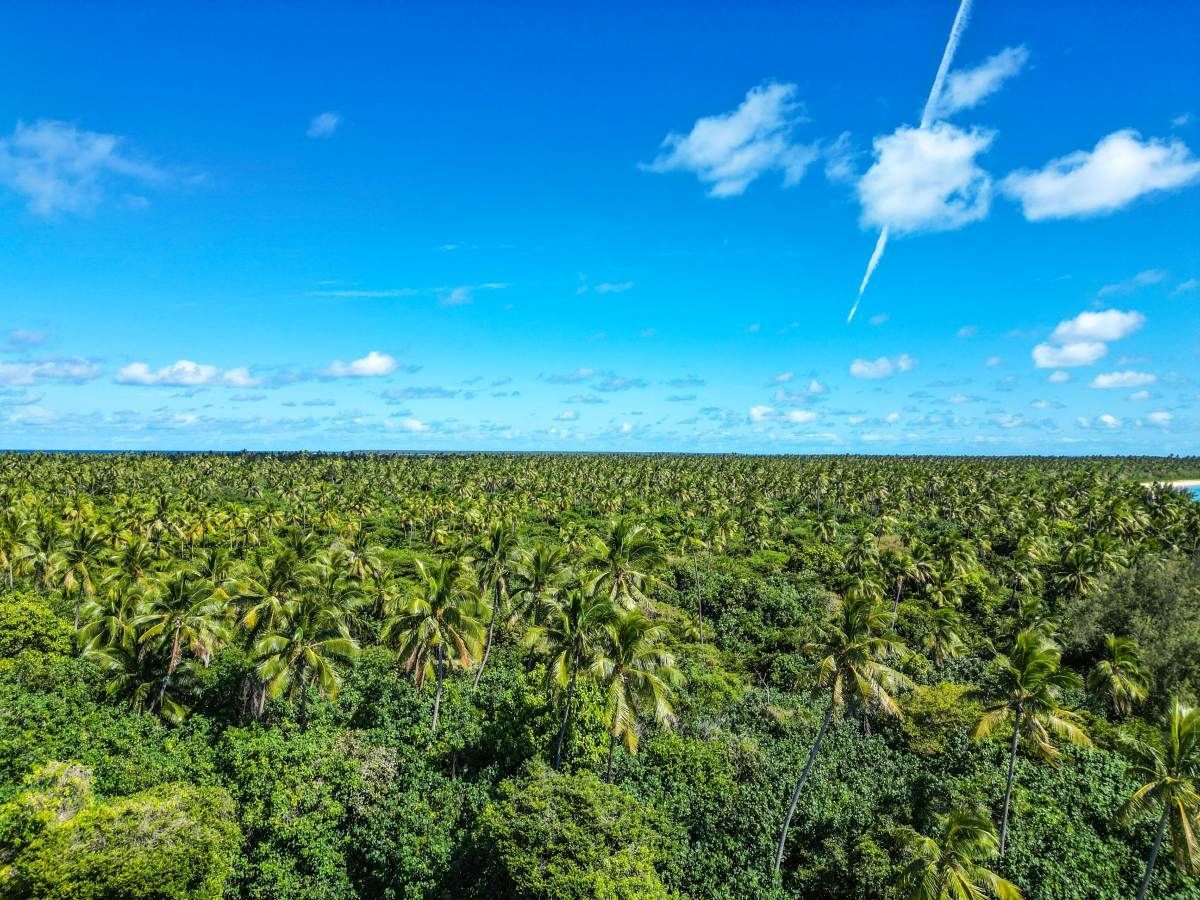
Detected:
left=1140, top=479, right=1200, bottom=489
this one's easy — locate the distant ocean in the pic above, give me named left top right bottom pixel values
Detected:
left=1188, top=485, right=1200, bottom=501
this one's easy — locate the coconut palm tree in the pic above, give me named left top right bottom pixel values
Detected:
left=134, top=570, right=228, bottom=714
left=595, top=607, right=682, bottom=779
left=254, top=594, right=359, bottom=730
left=972, top=629, right=1090, bottom=856
left=894, top=810, right=1022, bottom=900
left=381, top=556, right=482, bottom=741
left=1088, top=635, right=1149, bottom=717
left=471, top=520, right=517, bottom=688
left=525, top=582, right=617, bottom=770
left=1118, top=699, right=1200, bottom=900
left=590, top=518, right=665, bottom=610
left=510, top=542, right=572, bottom=625
left=774, top=594, right=911, bottom=875
left=924, top=606, right=967, bottom=668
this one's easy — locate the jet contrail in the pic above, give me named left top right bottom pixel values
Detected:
left=848, top=0, right=975, bottom=322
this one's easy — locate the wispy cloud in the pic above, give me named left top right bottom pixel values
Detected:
left=642, top=82, right=816, bottom=197
left=307, top=112, right=341, bottom=138
left=1097, top=269, right=1167, bottom=296
left=0, top=119, right=167, bottom=216
left=0, top=357, right=102, bottom=385
left=1003, top=130, right=1200, bottom=220
left=934, top=45, right=1029, bottom=118
left=1090, top=370, right=1157, bottom=389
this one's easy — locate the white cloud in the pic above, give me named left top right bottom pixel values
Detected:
left=114, top=360, right=261, bottom=387
left=1146, top=411, right=1172, bottom=426
left=849, top=353, right=915, bottom=379
left=1090, top=370, right=1157, bottom=389
left=858, top=122, right=994, bottom=234
left=956, top=325, right=978, bottom=338
left=1050, top=308, right=1145, bottom=343
left=748, top=405, right=774, bottom=423
left=0, top=357, right=102, bottom=385
left=555, top=410, right=578, bottom=421
left=1002, top=129, right=1200, bottom=220
left=773, top=371, right=793, bottom=383
left=1032, top=341, right=1107, bottom=368
left=986, top=355, right=1003, bottom=367
left=323, top=350, right=398, bottom=378
left=397, top=417, right=428, bottom=432
left=1097, top=270, right=1167, bottom=297
left=806, top=378, right=827, bottom=395
left=1098, top=413, right=1122, bottom=429
left=1129, top=389, right=1152, bottom=401
left=785, top=410, right=818, bottom=424
left=936, top=46, right=1030, bottom=118
left=1048, top=370, right=1071, bottom=383
left=868, top=313, right=889, bottom=326
left=0, top=119, right=165, bottom=216
left=885, top=411, right=901, bottom=423
left=307, top=112, right=341, bottom=138
left=642, top=82, right=817, bottom=197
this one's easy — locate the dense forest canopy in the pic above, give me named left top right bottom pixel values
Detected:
left=1, top=452, right=1199, bottom=899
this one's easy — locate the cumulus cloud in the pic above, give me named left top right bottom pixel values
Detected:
left=0, top=356, right=102, bottom=385
left=1048, top=370, right=1071, bottom=383
left=1090, top=370, right=1157, bottom=389
left=307, top=112, right=341, bottom=138
left=1032, top=341, right=1107, bottom=368
left=115, top=359, right=261, bottom=387
left=935, top=46, right=1030, bottom=118
left=857, top=122, right=994, bottom=234
left=1146, top=411, right=1172, bottom=426
left=1098, top=413, right=1122, bottom=429
left=785, top=410, right=818, bottom=424
left=748, top=405, right=774, bottom=422
left=323, top=350, right=398, bottom=378
left=1002, top=130, right=1200, bottom=220
left=0, top=119, right=167, bottom=216
left=1050, top=308, right=1145, bottom=343
left=849, top=354, right=916, bottom=379
left=642, top=82, right=817, bottom=197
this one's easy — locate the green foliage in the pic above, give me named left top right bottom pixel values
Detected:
left=901, top=682, right=981, bottom=757
left=0, top=593, right=73, bottom=658
left=2, top=763, right=240, bottom=899
left=474, top=766, right=684, bottom=899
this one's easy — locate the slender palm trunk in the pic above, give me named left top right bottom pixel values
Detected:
left=890, top=577, right=904, bottom=628
left=429, top=645, right=446, bottom=744
left=999, top=705, right=1022, bottom=857
left=473, top=581, right=502, bottom=688
left=156, top=628, right=183, bottom=710
left=298, top=662, right=310, bottom=731
left=1136, top=805, right=1170, bottom=900
left=553, top=659, right=579, bottom=770
left=774, top=701, right=835, bottom=875
left=606, top=731, right=617, bottom=781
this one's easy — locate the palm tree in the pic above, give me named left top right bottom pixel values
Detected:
left=1118, top=700, right=1200, bottom=900
left=510, top=542, right=571, bottom=625
left=60, top=525, right=108, bottom=628
left=590, top=518, right=665, bottom=609
left=471, top=520, right=517, bottom=688
left=972, top=629, right=1091, bottom=856
left=894, top=810, right=1022, bottom=900
left=134, top=570, right=228, bottom=713
left=924, top=606, right=967, bottom=668
left=774, top=594, right=911, bottom=874
left=381, top=557, right=482, bottom=741
left=1087, top=635, right=1149, bottom=717
left=525, top=582, right=617, bottom=770
left=254, top=594, right=359, bottom=730
left=595, top=607, right=682, bottom=779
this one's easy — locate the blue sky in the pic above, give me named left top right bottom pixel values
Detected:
left=1, top=1, right=1197, bottom=452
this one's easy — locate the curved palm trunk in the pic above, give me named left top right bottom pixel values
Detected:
left=890, top=577, right=904, bottom=628
left=774, top=701, right=835, bottom=875
left=999, top=705, right=1022, bottom=857
left=429, top=644, right=446, bottom=745
left=1136, top=805, right=1170, bottom=900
